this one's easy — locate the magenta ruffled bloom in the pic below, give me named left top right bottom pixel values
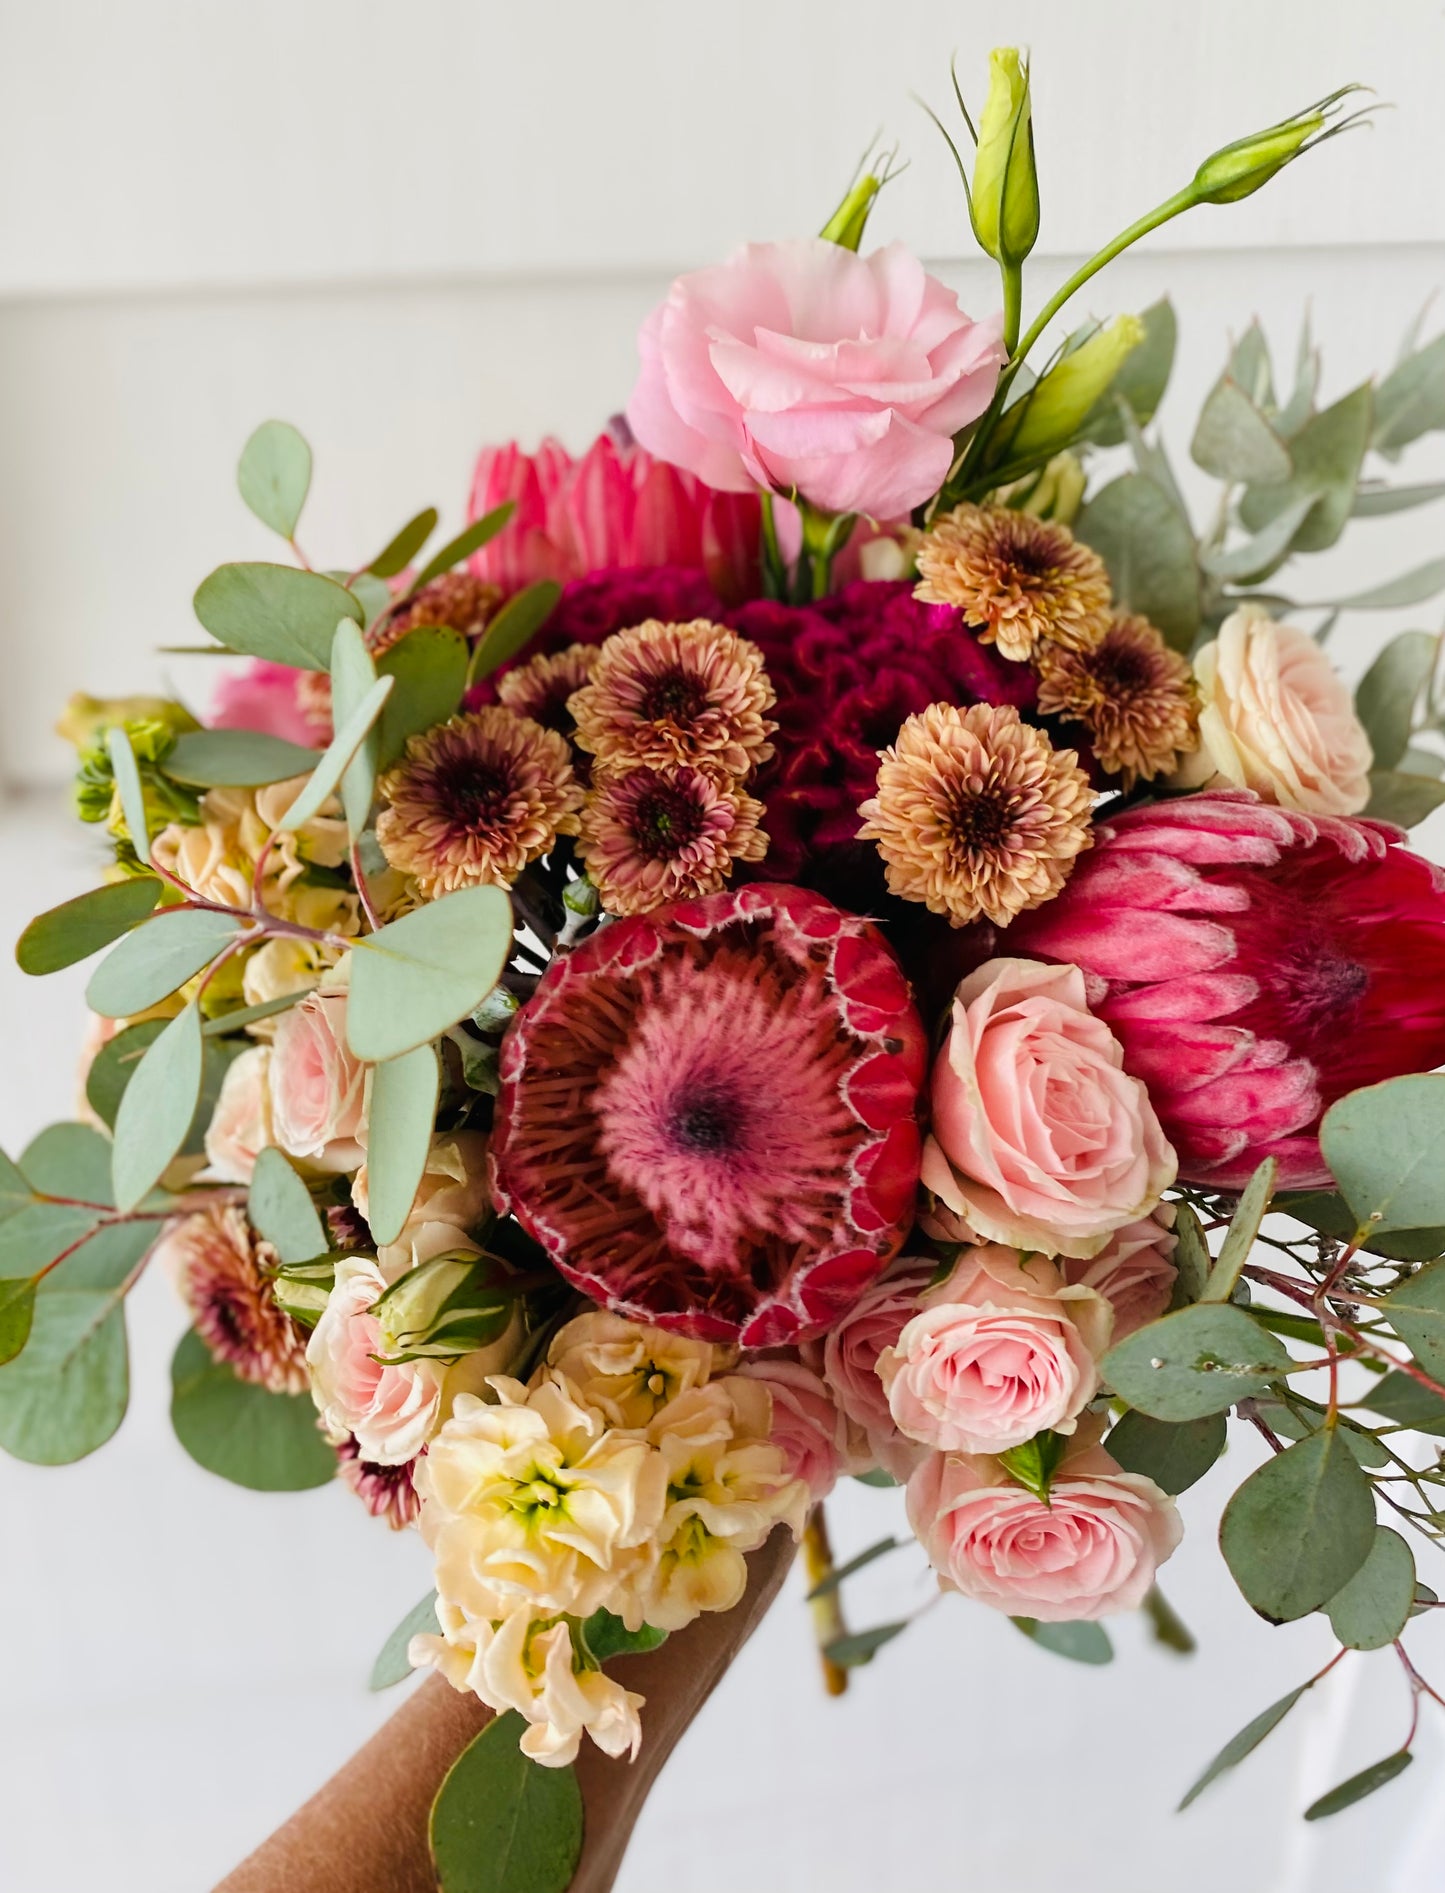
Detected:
left=490, top=884, right=927, bottom=1346
left=467, top=431, right=760, bottom=602
left=627, top=238, right=1004, bottom=519
left=1008, top=792, right=1445, bottom=1189
left=210, top=660, right=326, bottom=749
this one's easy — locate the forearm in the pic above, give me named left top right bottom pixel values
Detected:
left=214, top=1528, right=795, bottom=1893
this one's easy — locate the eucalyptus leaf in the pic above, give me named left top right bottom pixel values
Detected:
left=805, top=1535, right=905, bottom=1600
left=1320, top=1075, right=1445, bottom=1238
left=465, top=581, right=562, bottom=685
left=1102, top=1303, right=1290, bottom=1421
left=1361, top=1371, right=1445, bottom=1433
left=1374, top=331, right=1445, bottom=456
left=1304, top=1751, right=1413, bottom=1821
left=1352, top=481, right=1445, bottom=518
left=1143, top=1586, right=1196, bottom=1655
left=0, top=1203, right=101, bottom=1279
left=1325, top=1526, right=1415, bottom=1650
left=409, top=504, right=514, bottom=594
left=370, top=1591, right=440, bottom=1690
left=368, top=507, right=439, bottom=579
left=1178, top=1684, right=1310, bottom=1809
left=822, top=1621, right=909, bottom=1667
left=1169, top=1203, right=1212, bottom=1307
left=16, top=877, right=163, bottom=975
left=1238, top=383, right=1373, bottom=553
left=111, top=1002, right=203, bottom=1211
left=0, top=1146, right=33, bottom=1224
left=170, top=1328, right=334, bottom=1491
left=163, top=728, right=319, bottom=788
left=193, top=563, right=363, bottom=669
left=347, top=886, right=513, bottom=1063
left=1105, top=1410, right=1227, bottom=1495
left=365, top=1044, right=441, bottom=1247
left=1378, top=1261, right=1445, bottom=1379
left=237, top=421, right=312, bottom=539
left=1011, top=1617, right=1113, bottom=1665
left=1313, top=557, right=1445, bottom=613
left=1276, top=312, right=1319, bottom=436
left=1202, top=1159, right=1276, bottom=1301
left=1355, top=632, right=1438, bottom=770
left=86, top=909, right=244, bottom=1019
left=248, top=1147, right=327, bottom=1265
left=0, top=1287, right=128, bottom=1464
left=202, top=992, right=305, bottom=1037
left=1229, top=321, right=1275, bottom=410
left=1075, top=473, right=1199, bottom=650
left=330, top=619, right=381, bottom=836
left=1364, top=771, right=1445, bottom=827
left=87, top=1017, right=238, bottom=1158
left=1190, top=375, right=1291, bottom=485
left=106, top=727, right=152, bottom=867
left=1198, top=493, right=1315, bottom=584
left=274, top=675, right=392, bottom=832
left=1219, top=1427, right=1376, bottom=1622
left=47, top=1219, right=159, bottom=1294
left=0, top=1277, right=35, bottom=1365
left=429, top=1712, right=583, bottom=1893
left=376, top=627, right=469, bottom=769
left=22, top=1121, right=117, bottom=1206
left=577, top=1610, right=669, bottom=1664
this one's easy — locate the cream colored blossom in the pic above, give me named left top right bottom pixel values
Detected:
left=351, top=1131, right=491, bottom=1279
left=240, top=936, right=340, bottom=1032
left=546, top=1311, right=727, bottom=1431
left=151, top=778, right=356, bottom=927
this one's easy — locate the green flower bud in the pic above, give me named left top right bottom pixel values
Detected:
left=1006, top=316, right=1145, bottom=464
left=819, top=174, right=881, bottom=253
left=370, top=1251, right=514, bottom=1363
left=271, top=1257, right=338, bottom=1329
left=969, top=48, right=1040, bottom=268
left=1192, top=85, right=1367, bottom=206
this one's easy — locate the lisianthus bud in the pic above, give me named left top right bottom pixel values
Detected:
left=819, top=174, right=882, bottom=253
left=370, top=1250, right=515, bottom=1362
left=969, top=48, right=1039, bottom=268
left=1192, top=86, right=1366, bottom=205
left=1005, top=315, right=1145, bottom=463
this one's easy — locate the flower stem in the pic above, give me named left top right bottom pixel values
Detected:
left=802, top=1503, right=850, bottom=1698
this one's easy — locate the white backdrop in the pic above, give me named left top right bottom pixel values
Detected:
left=4, top=3, right=1445, bottom=1889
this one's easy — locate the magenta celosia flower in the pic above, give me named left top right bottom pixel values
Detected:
left=1008, top=791, right=1445, bottom=1188
left=467, top=431, right=760, bottom=601
left=490, top=884, right=927, bottom=1346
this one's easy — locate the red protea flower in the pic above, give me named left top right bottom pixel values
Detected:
left=490, top=884, right=927, bottom=1345
left=1008, top=791, right=1445, bottom=1189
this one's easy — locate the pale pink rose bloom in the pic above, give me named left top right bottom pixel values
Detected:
left=907, top=1440, right=1182, bottom=1621
left=270, top=990, right=365, bottom=1173
left=627, top=238, right=1005, bottom=519
left=307, top=1256, right=444, bottom=1465
left=352, top=1132, right=491, bottom=1279
left=1061, top=1205, right=1178, bottom=1341
left=810, top=1257, right=937, bottom=1482
left=1176, top=605, right=1372, bottom=816
left=204, top=1044, right=275, bottom=1183
left=878, top=1245, right=1111, bottom=1456
left=736, top=1355, right=868, bottom=1500
left=210, top=660, right=328, bottom=748
left=921, top=958, right=1177, bottom=1261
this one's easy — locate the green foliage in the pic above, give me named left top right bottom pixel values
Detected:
left=0, top=1278, right=36, bottom=1364
left=169, top=1328, right=335, bottom=1490
left=370, top=1591, right=441, bottom=1690
left=0, top=1281, right=130, bottom=1464
left=1304, top=1751, right=1413, bottom=1821
left=430, top=1712, right=583, bottom=1893
left=1011, top=1617, right=1113, bottom=1664
left=368, top=507, right=439, bottom=579
left=376, top=627, right=470, bottom=768
left=347, top=886, right=514, bottom=1063
left=1102, top=1303, right=1290, bottom=1421
left=330, top=619, right=382, bottom=835
left=86, top=909, right=243, bottom=1018
left=237, top=421, right=312, bottom=539
left=365, top=1044, right=441, bottom=1246
left=106, top=727, right=154, bottom=867
left=998, top=1428, right=1067, bottom=1502
left=0, top=1144, right=32, bottom=1223
left=1169, top=1203, right=1211, bottom=1306
left=16, top=877, right=163, bottom=976
left=1377, top=1262, right=1445, bottom=1380
left=1080, top=298, right=1175, bottom=446
left=247, top=1147, right=327, bottom=1265
left=193, top=562, right=363, bottom=669
left=86, top=1016, right=241, bottom=1158
left=1374, top=330, right=1445, bottom=457
left=1278, top=1188, right=1445, bottom=1264
left=1238, top=382, right=1372, bottom=554
left=805, top=1535, right=905, bottom=1600
left=162, top=728, right=320, bottom=787
left=275, top=674, right=392, bottom=831
left=1104, top=1410, right=1227, bottom=1495
left=1365, top=770, right=1445, bottom=827
left=410, top=504, right=514, bottom=594
left=1178, top=1683, right=1311, bottom=1809
left=0, top=1203, right=102, bottom=1277
left=1360, top=1370, right=1445, bottom=1433
left=1320, top=1074, right=1445, bottom=1241
left=21, top=1121, right=117, bottom=1206
left=822, top=1621, right=910, bottom=1667
left=111, top=1003, right=203, bottom=1211
left=577, top=1610, right=669, bottom=1664
left=1074, top=472, right=1199, bottom=649
left=467, top=582, right=563, bottom=686
left=1325, top=1526, right=1415, bottom=1650
left=1190, top=373, right=1290, bottom=485
left=1201, top=1158, right=1276, bottom=1301
left=1219, top=1427, right=1375, bottom=1622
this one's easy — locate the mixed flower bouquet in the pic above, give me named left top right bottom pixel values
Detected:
left=14, top=45, right=1445, bottom=1889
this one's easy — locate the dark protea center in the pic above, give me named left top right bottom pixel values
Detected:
left=490, top=885, right=927, bottom=1345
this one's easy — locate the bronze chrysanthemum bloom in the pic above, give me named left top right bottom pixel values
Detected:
left=166, top=1203, right=309, bottom=1394
left=375, top=707, right=582, bottom=898
left=857, top=701, right=1094, bottom=927
left=1036, top=613, right=1199, bottom=789
left=914, top=504, right=1112, bottom=663
left=577, top=765, right=768, bottom=916
left=497, top=643, right=599, bottom=739
left=569, top=618, right=776, bottom=780
left=335, top=1435, right=422, bottom=1531
left=377, top=571, right=501, bottom=651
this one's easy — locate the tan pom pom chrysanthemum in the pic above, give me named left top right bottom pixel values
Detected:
left=1036, top=613, right=1199, bottom=789
left=569, top=618, right=776, bottom=781
left=497, top=643, right=599, bottom=739
left=914, top=504, right=1112, bottom=663
left=577, top=765, right=768, bottom=916
left=858, top=702, right=1094, bottom=927
left=375, top=706, right=582, bottom=898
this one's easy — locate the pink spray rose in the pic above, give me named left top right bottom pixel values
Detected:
left=1061, top=1206, right=1178, bottom=1341
left=736, top=1356, right=867, bottom=1500
left=210, top=660, right=329, bottom=749
left=270, top=990, right=366, bottom=1173
left=307, top=1256, right=443, bottom=1464
left=878, top=1245, right=1111, bottom=1456
left=810, top=1256, right=938, bottom=1482
left=907, top=1434, right=1182, bottom=1621
left=921, top=958, right=1177, bottom=1261
left=204, top=1044, right=275, bottom=1183
left=628, top=238, right=1004, bottom=519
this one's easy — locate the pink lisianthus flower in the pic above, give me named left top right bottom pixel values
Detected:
left=210, top=660, right=328, bottom=749
left=907, top=1432, right=1182, bottom=1621
left=1060, top=1206, right=1178, bottom=1341
left=468, top=430, right=760, bottom=601
left=269, top=990, right=366, bottom=1174
left=627, top=238, right=1004, bottom=519
left=878, top=1245, right=1112, bottom=1456
left=736, top=1355, right=868, bottom=1500
left=921, top=957, right=1177, bottom=1260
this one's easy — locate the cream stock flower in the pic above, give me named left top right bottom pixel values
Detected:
left=545, top=1311, right=728, bottom=1431
left=240, top=936, right=340, bottom=1029
left=151, top=779, right=355, bottom=924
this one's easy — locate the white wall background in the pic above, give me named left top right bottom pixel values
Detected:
left=4, top=3, right=1445, bottom=1889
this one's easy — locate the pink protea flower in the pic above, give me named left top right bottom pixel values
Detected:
left=468, top=431, right=761, bottom=601
left=335, top=1435, right=422, bottom=1531
left=490, top=884, right=927, bottom=1346
left=1008, top=791, right=1445, bottom=1188
left=210, top=660, right=328, bottom=749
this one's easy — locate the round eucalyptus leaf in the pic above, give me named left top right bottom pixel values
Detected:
left=86, top=910, right=243, bottom=1019
left=347, top=886, right=513, bottom=1063
left=16, top=876, right=163, bottom=975
left=236, top=420, right=312, bottom=539
left=1219, top=1428, right=1376, bottom=1623
left=1320, top=1074, right=1445, bottom=1238
left=1102, top=1303, right=1290, bottom=1421
left=170, top=1329, right=334, bottom=1491
left=193, top=562, right=363, bottom=669
left=430, top=1713, right=583, bottom=1893
left=163, top=728, right=320, bottom=787
left=0, top=1288, right=128, bottom=1464
left=1325, top=1526, right=1416, bottom=1651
